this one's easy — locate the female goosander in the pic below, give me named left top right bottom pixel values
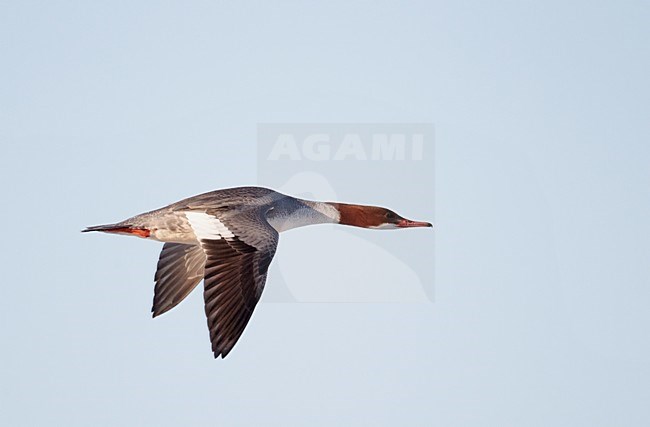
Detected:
left=84, top=186, right=432, bottom=358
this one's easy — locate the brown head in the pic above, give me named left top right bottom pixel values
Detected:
left=330, top=203, right=433, bottom=230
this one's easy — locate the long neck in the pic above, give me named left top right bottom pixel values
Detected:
left=266, top=198, right=341, bottom=232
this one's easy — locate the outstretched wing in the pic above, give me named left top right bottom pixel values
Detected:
left=185, top=209, right=278, bottom=358
left=152, top=243, right=206, bottom=317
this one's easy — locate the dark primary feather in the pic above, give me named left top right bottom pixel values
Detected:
left=152, top=243, right=206, bottom=317
left=198, top=209, right=279, bottom=358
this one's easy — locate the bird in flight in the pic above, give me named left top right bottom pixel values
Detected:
left=84, top=186, right=433, bottom=358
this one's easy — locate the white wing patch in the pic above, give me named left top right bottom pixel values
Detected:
left=185, top=212, right=235, bottom=240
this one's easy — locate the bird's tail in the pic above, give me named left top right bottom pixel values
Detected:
left=82, top=223, right=151, bottom=238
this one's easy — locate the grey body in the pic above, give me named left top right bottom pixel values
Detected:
left=117, top=187, right=339, bottom=241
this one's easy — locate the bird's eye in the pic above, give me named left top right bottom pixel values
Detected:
left=385, top=211, right=396, bottom=220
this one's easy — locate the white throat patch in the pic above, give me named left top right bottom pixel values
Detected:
left=369, top=223, right=399, bottom=230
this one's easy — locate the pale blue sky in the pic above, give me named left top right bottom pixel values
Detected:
left=1, top=1, right=649, bottom=426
